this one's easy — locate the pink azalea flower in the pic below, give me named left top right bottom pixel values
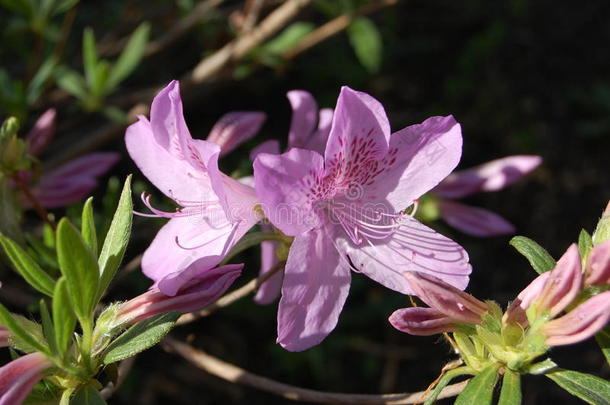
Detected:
left=254, top=86, right=471, bottom=351
left=250, top=90, right=332, bottom=305
left=432, top=155, right=542, bottom=237
left=19, top=109, right=119, bottom=209
left=125, top=81, right=261, bottom=296
left=116, top=263, right=242, bottom=325
left=206, top=111, right=266, bottom=157
left=585, top=239, right=610, bottom=285
left=0, top=352, right=52, bottom=405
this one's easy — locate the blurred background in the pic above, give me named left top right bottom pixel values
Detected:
left=2, top=0, right=610, bottom=403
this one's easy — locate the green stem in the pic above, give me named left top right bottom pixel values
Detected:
left=220, top=232, right=286, bottom=265
left=424, top=366, right=474, bottom=405
left=79, top=317, right=95, bottom=375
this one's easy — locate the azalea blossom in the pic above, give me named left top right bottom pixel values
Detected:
left=585, top=239, right=610, bottom=285
left=125, top=81, right=261, bottom=295
left=0, top=352, right=52, bottom=405
left=250, top=90, right=332, bottom=305
left=206, top=111, right=266, bottom=157
left=17, top=109, right=119, bottom=209
left=431, top=155, right=542, bottom=237
left=254, top=86, right=471, bottom=351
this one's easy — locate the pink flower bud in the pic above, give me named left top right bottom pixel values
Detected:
left=503, top=272, right=550, bottom=326
left=534, top=244, right=582, bottom=317
left=116, top=264, right=242, bottom=325
left=542, top=291, right=610, bottom=346
left=389, top=307, right=456, bottom=336
left=403, top=272, right=488, bottom=325
left=586, top=240, right=610, bottom=286
left=25, top=109, right=56, bottom=157
left=206, top=112, right=266, bottom=157
left=0, top=352, right=52, bottom=405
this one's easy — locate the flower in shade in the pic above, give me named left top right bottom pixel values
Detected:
left=431, top=155, right=542, bottom=237
left=205, top=111, right=266, bottom=157
left=125, top=81, right=260, bottom=295
left=115, top=263, right=242, bottom=325
left=250, top=90, right=332, bottom=305
left=17, top=109, right=119, bottom=209
left=254, top=86, right=471, bottom=351
left=0, top=352, right=52, bottom=405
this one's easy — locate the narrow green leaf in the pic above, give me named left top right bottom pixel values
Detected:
left=0, top=234, right=55, bottom=296
left=579, top=229, right=594, bottom=261
left=595, top=326, right=610, bottom=366
left=546, top=368, right=610, bottom=405
left=103, top=312, right=179, bottom=364
left=81, top=197, right=98, bottom=256
left=56, top=218, right=99, bottom=322
left=53, top=278, right=76, bottom=355
left=498, top=369, right=522, bottom=405
left=525, top=358, right=558, bottom=375
left=57, top=70, right=89, bottom=101
left=347, top=17, right=383, bottom=74
left=71, top=386, right=107, bottom=405
left=106, top=23, right=150, bottom=91
left=424, top=367, right=473, bottom=405
left=0, top=303, right=48, bottom=354
left=0, top=176, right=23, bottom=243
left=27, top=56, right=58, bottom=104
left=82, top=28, right=98, bottom=91
left=25, top=234, right=58, bottom=270
left=509, top=236, right=556, bottom=274
left=97, top=176, right=132, bottom=300
left=263, top=22, right=315, bottom=55
left=39, top=299, right=58, bottom=356
left=454, top=363, right=501, bottom=405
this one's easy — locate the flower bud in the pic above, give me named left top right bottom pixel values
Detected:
left=25, top=109, right=56, bottom=156
left=0, top=352, right=52, bottom=405
left=389, top=307, right=456, bottom=336
left=206, top=112, right=266, bottom=157
left=586, top=239, right=610, bottom=285
left=503, top=272, right=550, bottom=326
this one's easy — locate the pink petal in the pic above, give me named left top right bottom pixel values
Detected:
left=250, top=140, right=280, bottom=161
left=0, top=353, right=50, bottom=404
left=586, top=240, right=610, bottom=285
left=253, top=148, right=326, bottom=236
left=503, top=272, right=550, bottom=326
left=207, top=111, right=266, bottom=157
left=439, top=200, right=516, bottom=237
left=433, top=155, right=542, bottom=199
left=543, top=291, right=610, bottom=346
left=302, top=108, right=333, bottom=155
left=379, top=116, right=463, bottom=211
left=287, top=90, right=318, bottom=149
left=25, top=109, right=56, bottom=156
left=536, top=244, right=582, bottom=317
left=324, top=86, right=390, bottom=171
left=389, top=307, right=456, bottom=336
left=254, top=222, right=283, bottom=304
left=340, top=215, right=471, bottom=295
left=277, top=228, right=351, bottom=351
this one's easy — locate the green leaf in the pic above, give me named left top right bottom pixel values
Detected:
left=347, top=17, right=383, bottom=74
left=56, top=218, right=99, bottom=322
left=0, top=234, right=55, bottom=296
left=106, top=22, right=150, bottom=91
left=0, top=303, right=48, bottom=354
left=595, top=326, right=610, bottom=366
left=546, top=368, right=610, bottom=405
left=509, top=236, right=556, bottom=274
left=71, top=386, right=107, bottom=405
left=27, top=56, right=58, bottom=104
left=97, top=176, right=132, bottom=300
left=57, top=70, right=89, bottom=101
left=39, top=299, right=58, bottom=356
left=25, top=234, right=58, bottom=270
left=103, top=312, right=179, bottom=364
left=454, top=363, right=501, bottom=405
left=53, top=278, right=76, bottom=355
left=82, top=28, right=98, bottom=91
left=525, top=358, right=557, bottom=375
left=498, top=369, right=522, bottom=405
left=263, top=22, right=315, bottom=55
left=81, top=197, right=98, bottom=256
left=423, top=367, right=473, bottom=405
left=579, top=228, right=594, bottom=261
left=0, top=176, right=23, bottom=243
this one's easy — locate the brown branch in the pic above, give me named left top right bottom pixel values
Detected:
left=283, top=0, right=399, bottom=60
left=176, top=260, right=285, bottom=325
left=163, top=338, right=468, bottom=404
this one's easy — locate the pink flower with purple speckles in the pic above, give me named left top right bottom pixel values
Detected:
left=253, top=86, right=471, bottom=351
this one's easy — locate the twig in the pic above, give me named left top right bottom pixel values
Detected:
left=176, top=260, right=285, bottom=325
left=240, top=0, right=266, bottom=34
left=283, top=0, right=399, bottom=60
left=100, top=356, right=136, bottom=400
left=163, top=338, right=468, bottom=404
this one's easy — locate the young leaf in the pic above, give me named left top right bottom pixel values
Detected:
left=103, top=312, right=180, bottom=364
left=71, top=386, right=107, bottom=405
left=546, top=368, right=610, bottom=405
left=56, top=218, right=99, bottom=322
left=106, top=22, right=150, bottom=91
left=498, top=369, right=522, bottom=405
left=0, top=303, right=48, bottom=354
left=579, top=229, right=594, bottom=261
left=82, top=28, right=98, bottom=91
left=454, top=363, right=501, bottom=405
left=39, top=299, right=58, bottom=356
left=57, top=70, right=89, bottom=101
left=509, top=236, right=556, bottom=274
left=595, top=326, right=610, bottom=366
left=423, top=367, right=474, bottom=405
left=0, top=234, right=55, bottom=296
left=81, top=197, right=98, bottom=255
left=53, top=278, right=76, bottom=355
left=347, top=17, right=383, bottom=74
left=97, top=176, right=132, bottom=300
